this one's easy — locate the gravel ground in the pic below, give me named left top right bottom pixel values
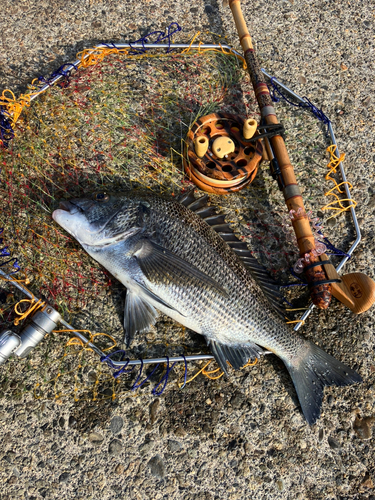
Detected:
left=0, top=1, right=374, bottom=499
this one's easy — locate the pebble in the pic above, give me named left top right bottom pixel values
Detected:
left=115, top=464, right=124, bottom=474
left=149, top=400, right=160, bottom=425
left=108, top=439, right=123, bottom=456
left=362, top=96, right=371, bottom=107
left=167, top=440, right=182, bottom=453
left=277, top=479, right=285, bottom=491
left=230, top=392, right=245, bottom=409
left=328, top=437, right=341, bottom=449
left=174, top=426, right=187, bottom=437
left=361, top=476, right=374, bottom=489
left=68, top=416, right=77, bottom=428
left=353, top=415, right=375, bottom=440
left=89, top=432, right=104, bottom=444
left=148, top=455, right=166, bottom=479
left=139, top=440, right=155, bottom=455
left=110, top=416, right=124, bottom=435
left=59, top=472, right=70, bottom=483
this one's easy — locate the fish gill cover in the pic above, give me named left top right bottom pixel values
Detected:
left=0, top=30, right=341, bottom=402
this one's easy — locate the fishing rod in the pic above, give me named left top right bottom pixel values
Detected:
left=223, top=0, right=375, bottom=313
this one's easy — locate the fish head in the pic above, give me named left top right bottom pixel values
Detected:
left=52, top=191, right=145, bottom=248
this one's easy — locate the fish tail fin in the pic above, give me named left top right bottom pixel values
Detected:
left=285, top=341, right=362, bottom=425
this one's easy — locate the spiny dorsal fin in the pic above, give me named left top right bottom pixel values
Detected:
left=178, top=189, right=198, bottom=207
left=187, top=195, right=210, bottom=212
left=195, top=206, right=217, bottom=218
left=177, top=190, right=288, bottom=318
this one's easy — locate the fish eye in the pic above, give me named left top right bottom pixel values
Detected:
left=94, top=192, right=109, bottom=202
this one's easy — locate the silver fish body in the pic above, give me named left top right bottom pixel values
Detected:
left=52, top=191, right=362, bottom=424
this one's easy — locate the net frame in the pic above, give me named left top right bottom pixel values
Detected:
left=0, top=38, right=362, bottom=400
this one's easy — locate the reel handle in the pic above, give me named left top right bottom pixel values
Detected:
left=320, top=255, right=375, bottom=314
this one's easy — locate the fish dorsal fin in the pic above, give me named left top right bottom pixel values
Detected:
left=178, top=189, right=209, bottom=210
left=178, top=191, right=288, bottom=318
left=238, top=254, right=287, bottom=318
left=177, top=189, right=197, bottom=207
left=207, top=338, right=265, bottom=374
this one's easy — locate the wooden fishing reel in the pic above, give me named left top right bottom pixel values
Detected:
left=183, top=113, right=263, bottom=194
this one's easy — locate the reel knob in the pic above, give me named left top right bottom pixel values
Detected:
left=183, top=113, right=263, bottom=194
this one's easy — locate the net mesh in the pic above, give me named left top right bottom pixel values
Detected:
left=0, top=46, right=341, bottom=401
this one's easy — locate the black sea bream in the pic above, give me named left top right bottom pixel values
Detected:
left=52, top=190, right=362, bottom=424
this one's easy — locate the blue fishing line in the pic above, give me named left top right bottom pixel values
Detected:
left=0, top=108, right=15, bottom=148
left=113, top=360, right=135, bottom=379
left=100, top=349, right=128, bottom=369
left=0, top=258, right=21, bottom=273
left=0, top=244, right=10, bottom=257
left=268, top=76, right=330, bottom=133
left=130, top=358, right=144, bottom=391
left=129, top=22, right=181, bottom=54
left=102, top=42, right=119, bottom=50
left=281, top=296, right=295, bottom=307
left=179, top=354, right=188, bottom=390
left=134, top=363, right=161, bottom=390
left=0, top=230, right=20, bottom=273
left=317, top=233, right=351, bottom=258
left=286, top=268, right=308, bottom=284
left=152, top=357, right=177, bottom=396
left=38, top=62, right=79, bottom=88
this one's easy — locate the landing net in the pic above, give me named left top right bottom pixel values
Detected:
left=0, top=34, right=348, bottom=401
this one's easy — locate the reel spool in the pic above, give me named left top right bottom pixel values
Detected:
left=183, top=113, right=263, bottom=194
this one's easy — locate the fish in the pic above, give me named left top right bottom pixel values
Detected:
left=52, top=189, right=362, bottom=425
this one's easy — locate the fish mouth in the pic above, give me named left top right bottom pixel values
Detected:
left=58, top=200, right=77, bottom=212
left=58, top=199, right=95, bottom=214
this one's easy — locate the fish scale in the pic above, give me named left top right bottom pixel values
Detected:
left=143, top=195, right=290, bottom=346
left=52, top=190, right=362, bottom=425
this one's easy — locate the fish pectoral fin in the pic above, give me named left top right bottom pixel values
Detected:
left=124, top=290, right=158, bottom=347
left=207, top=339, right=265, bottom=374
left=136, top=282, right=187, bottom=318
left=132, top=239, right=228, bottom=297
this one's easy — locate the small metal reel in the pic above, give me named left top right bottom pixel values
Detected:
left=183, top=113, right=263, bottom=194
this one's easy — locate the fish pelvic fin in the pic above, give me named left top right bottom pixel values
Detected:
left=124, top=289, right=158, bottom=347
left=285, top=342, right=362, bottom=425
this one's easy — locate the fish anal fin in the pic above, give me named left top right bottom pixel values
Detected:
left=207, top=339, right=264, bottom=374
